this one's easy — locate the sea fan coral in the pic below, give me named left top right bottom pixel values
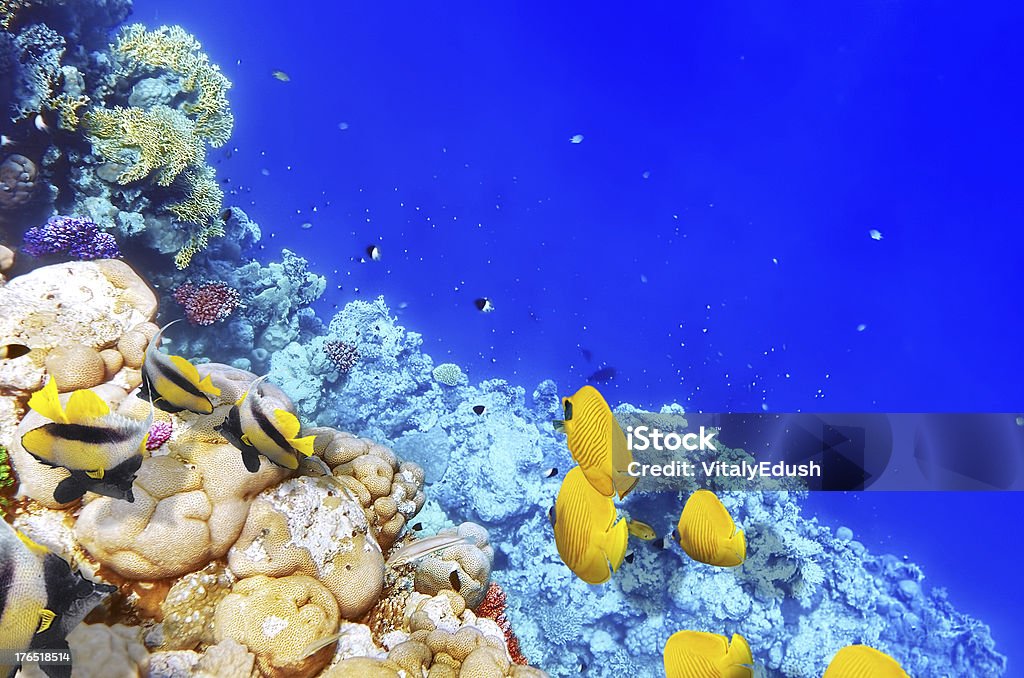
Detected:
left=173, top=281, right=240, bottom=326
left=475, top=582, right=528, bottom=665
left=22, top=216, right=122, bottom=260
left=325, top=340, right=360, bottom=373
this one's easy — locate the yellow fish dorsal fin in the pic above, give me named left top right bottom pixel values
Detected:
left=290, top=434, right=316, bottom=458
left=65, top=389, right=110, bottom=422
left=273, top=408, right=301, bottom=440
left=197, top=373, right=221, bottom=397
left=37, top=608, right=56, bottom=633
left=28, top=377, right=68, bottom=424
left=85, top=468, right=105, bottom=480
left=16, top=530, right=48, bottom=555
left=169, top=354, right=202, bottom=386
left=824, top=645, right=909, bottom=678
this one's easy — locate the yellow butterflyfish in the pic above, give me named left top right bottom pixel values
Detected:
left=823, top=645, right=909, bottom=677
left=553, top=385, right=637, bottom=499
left=550, top=466, right=629, bottom=584
left=673, top=489, right=746, bottom=567
left=663, top=631, right=754, bottom=678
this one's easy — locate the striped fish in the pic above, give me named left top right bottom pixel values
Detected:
left=0, top=521, right=115, bottom=678
left=553, top=385, right=637, bottom=499
left=823, top=645, right=909, bottom=678
left=20, top=379, right=151, bottom=504
left=216, top=376, right=316, bottom=472
left=551, top=466, right=628, bottom=584
left=673, top=490, right=746, bottom=567
left=663, top=631, right=753, bottom=678
left=139, top=320, right=221, bottom=415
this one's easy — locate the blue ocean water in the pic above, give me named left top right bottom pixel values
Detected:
left=129, top=0, right=1024, bottom=671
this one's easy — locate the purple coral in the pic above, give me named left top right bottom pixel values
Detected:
left=146, top=421, right=173, bottom=450
left=22, top=215, right=122, bottom=260
left=325, top=340, right=359, bottom=373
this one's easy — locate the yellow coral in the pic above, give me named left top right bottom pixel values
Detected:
left=116, top=24, right=234, bottom=147
left=51, top=93, right=90, bottom=131
left=85, top=105, right=206, bottom=186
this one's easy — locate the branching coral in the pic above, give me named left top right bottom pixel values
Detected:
left=85, top=105, right=206, bottom=186
left=115, top=24, right=233, bottom=147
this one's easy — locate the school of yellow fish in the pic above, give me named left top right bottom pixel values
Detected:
left=551, top=385, right=910, bottom=678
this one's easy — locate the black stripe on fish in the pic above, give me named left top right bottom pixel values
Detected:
left=149, top=359, right=212, bottom=409
left=53, top=475, right=88, bottom=504
left=217, top=406, right=250, bottom=451
left=252, top=401, right=298, bottom=456
left=34, top=422, right=135, bottom=446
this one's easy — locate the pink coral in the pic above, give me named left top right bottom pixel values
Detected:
left=146, top=421, right=172, bottom=450
left=173, top=281, right=240, bottom=326
left=475, top=582, right=528, bottom=665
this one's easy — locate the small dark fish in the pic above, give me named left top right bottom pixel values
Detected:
left=542, top=467, right=558, bottom=478
left=624, top=551, right=635, bottom=564
left=0, top=344, right=31, bottom=360
left=412, top=522, right=423, bottom=531
left=579, top=662, right=587, bottom=672
left=366, top=245, right=382, bottom=261
left=472, top=405, right=486, bottom=415
left=586, top=366, right=616, bottom=383
left=449, top=570, right=461, bottom=591
left=221, top=208, right=233, bottom=221
left=474, top=297, right=495, bottom=313
left=581, top=348, right=593, bottom=362
left=547, top=504, right=556, bottom=526
left=653, top=535, right=673, bottom=550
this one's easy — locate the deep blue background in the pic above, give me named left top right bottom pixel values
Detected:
left=130, top=0, right=1024, bottom=670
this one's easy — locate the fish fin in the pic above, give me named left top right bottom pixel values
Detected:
left=605, top=518, right=629, bottom=573
left=85, top=468, right=104, bottom=480
left=65, top=389, right=110, bottom=422
left=386, top=534, right=475, bottom=568
left=240, top=434, right=251, bottom=446
left=139, top=433, right=151, bottom=453
left=273, top=408, right=301, bottom=439
left=28, top=378, right=68, bottom=424
left=52, top=476, right=86, bottom=504
left=169, top=355, right=202, bottom=385
left=241, top=448, right=262, bottom=473
left=723, top=633, right=753, bottom=671
left=300, top=633, right=341, bottom=659
left=16, top=530, right=48, bottom=555
left=36, top=608, right=56, bottom=633
left=197, top=374, right=221, bottom=396
left=290, top=434, right=316, bottom=458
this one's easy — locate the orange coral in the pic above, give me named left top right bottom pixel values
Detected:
left=474, top=582, right=528, bottom=665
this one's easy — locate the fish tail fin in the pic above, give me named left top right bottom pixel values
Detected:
left=605, top=517, right=629, bottom=573
left=720, top=633, right=754, bottom=674
left=614, top=471, right=639, bottom=500
left=290, top=434, right=316, bottom=458
left=28, top=377, right=68, bottom=424
left=727, top=528, right=747, bottom=565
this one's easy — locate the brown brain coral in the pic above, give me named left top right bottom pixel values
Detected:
left=44, top=343, right=106, bottom=391
left=414, top=522, right=495, bottom=608
left=227, top=475, right=385, bottom=621
left=312, top=428, right=425, bottom=551
left=213, top=574, right=340, bottom=678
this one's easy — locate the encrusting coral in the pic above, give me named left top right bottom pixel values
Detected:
left=414, top=522, right=494, bottom=609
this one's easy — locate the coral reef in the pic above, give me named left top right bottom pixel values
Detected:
left=22, top=214, right=121, bottom=259
left=173, top=280, right=241, bottom=326
left=324, top=340, right=359, bottom=374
